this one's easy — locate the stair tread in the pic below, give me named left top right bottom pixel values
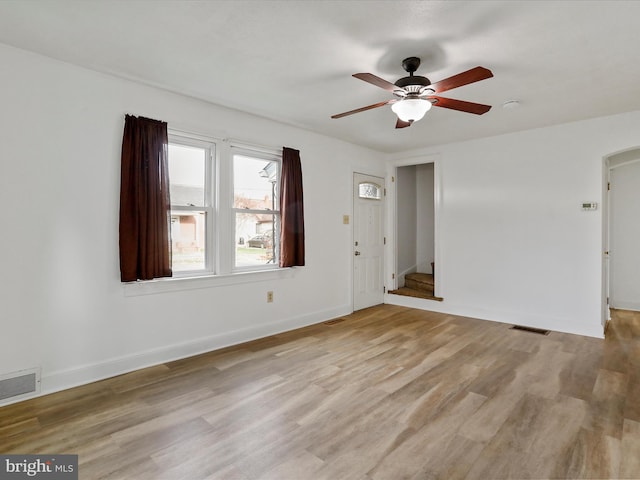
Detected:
left=405, top=273, right=434, bottom=286
left=388, top=287, right=443, bottom=301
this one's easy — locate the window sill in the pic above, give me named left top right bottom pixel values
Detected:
left=123, top=268, right=296, bottom=297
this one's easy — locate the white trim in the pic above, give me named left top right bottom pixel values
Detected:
left=390, top=152, right=441, bottom=168
left=230, top=143, right=280, bottom=158
left=385, top=294, right=605, bottom=339
left=387, top=153, right=442, bottom=294
left=230, top=149, right=281, bottom=272
left=124, top=267, right=295, bottom=296
left=602, top=155, right=611, bottom=328
left=167, top=127, right=223, bottom=144
left=164, top=128, right=282, bottom=159
left=610, top=158, right=640, bottom=170
left=386, top=164, right=397, bottom=291
left=168, top=133, right=217, bottom=275
left=611, top=300, right=640, bottom=312
left=433, top=159, right=443, bottom=298
left=398, top=264, right=418, bottom=286
left=16, top=304, right=350, bottom=408
left=603, top=146, right=640, bottom=330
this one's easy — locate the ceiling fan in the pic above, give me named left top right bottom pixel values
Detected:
left=331, top=57, right=493, bottom=129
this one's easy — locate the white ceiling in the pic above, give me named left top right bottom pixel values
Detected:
left=1, top=1, right=640, bottom=153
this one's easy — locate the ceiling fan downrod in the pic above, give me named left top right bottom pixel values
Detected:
left=394, top=57, right=432, bottom=91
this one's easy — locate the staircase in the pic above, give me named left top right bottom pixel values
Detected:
left=405, top=272, right=435, bottom=295
left=389, top=267, right=442, bottom=301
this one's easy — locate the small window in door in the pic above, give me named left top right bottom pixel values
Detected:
left=358, top=182, right=382, bottom=200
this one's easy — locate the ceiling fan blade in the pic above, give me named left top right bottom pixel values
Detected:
left=353, top=73, right=401, bottom=93
left=395, top=118, right=413, bottom=129
left=429, top=66, right=493, bottom=94
left=429, top=96, right=492, bottom=115
left=331, top=100, right=394, bottom=119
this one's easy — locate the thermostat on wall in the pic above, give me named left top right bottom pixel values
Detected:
left=581, top=202, right=598, bottom=211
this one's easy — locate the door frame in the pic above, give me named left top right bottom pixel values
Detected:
left=602, top=154, right=611, bottom=329
left=603, top=149, right=640, bottom=328
left=386, top=153, right=442, bottom=296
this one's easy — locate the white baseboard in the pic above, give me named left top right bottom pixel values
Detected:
left=385, top=294, right=604, bottom=339
left=611, top=300, right=640, bottom=312
left=31, top=304, right=351, bottom=404
left=397, top=265, right=416, bottom=289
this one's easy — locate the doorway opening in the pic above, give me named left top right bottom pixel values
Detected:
left=603, top=148, right=640, bottom=329
left=388, top=158, right=442, bottom=301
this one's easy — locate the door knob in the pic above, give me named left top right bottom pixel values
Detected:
left=354, top=251, right=361, bottom=256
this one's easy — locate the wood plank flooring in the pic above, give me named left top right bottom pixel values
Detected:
left=1, top=306, right=639, bottom=479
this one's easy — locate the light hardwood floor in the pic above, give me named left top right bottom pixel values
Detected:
left=1, top=306, right=639, bottom=479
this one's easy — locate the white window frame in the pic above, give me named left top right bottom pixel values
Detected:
left=168, top=132, right=217, bottom=278
left=230, top=146, right=281, bottom=273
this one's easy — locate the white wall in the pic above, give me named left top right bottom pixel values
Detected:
left=386, top=110, right=640, bottom=338
left=610, top=158, right=640, bottom=310
left=0, top=43, right=386, bottom=403
left=416, top=163, right=434, bottom=274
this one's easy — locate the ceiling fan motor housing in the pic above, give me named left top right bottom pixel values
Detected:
left=394, top=75, right=432, bottom=91
left=394, top=57, right=432, bottom=96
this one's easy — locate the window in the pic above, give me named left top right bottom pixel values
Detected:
left=168, top=138, right=214, bottom=274
left=358, top=182, right=382, bottom=200
left=233, top=150, right=280, bottom=269
left=167, top=132, right=280, bottom=277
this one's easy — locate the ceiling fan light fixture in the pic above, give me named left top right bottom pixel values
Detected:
left=391, top=98, right=432, bottom=122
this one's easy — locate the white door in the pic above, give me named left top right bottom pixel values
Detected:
left=353, top=173, right=385, bottom=310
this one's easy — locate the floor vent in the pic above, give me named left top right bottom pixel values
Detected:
left=0, top=368, right=40, bottom=403
left=324, top=318, right=347, bottom=325
left=511, top=325, right=550, bottom=335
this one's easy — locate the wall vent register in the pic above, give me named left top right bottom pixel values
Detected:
left=0, top=368, right=40, bottom=403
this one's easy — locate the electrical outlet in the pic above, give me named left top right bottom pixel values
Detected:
left=343, top=215, right=349, bottom=225
left=267, top=291, right=274, bottom=303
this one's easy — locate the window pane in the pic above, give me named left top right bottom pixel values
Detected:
left=358, top=182, right=381, bottom=200
left=234, top=155, right=278, bottom=210
left=171, top=210, right=206, bottom=271
left=169, top=144, right=205, bottom=206
left=236, top=212, right=277, bottom=267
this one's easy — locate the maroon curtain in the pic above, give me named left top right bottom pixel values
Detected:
left=119, top=115, right=172, bottom=281
left=279, top=147, right=305, bottom=267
